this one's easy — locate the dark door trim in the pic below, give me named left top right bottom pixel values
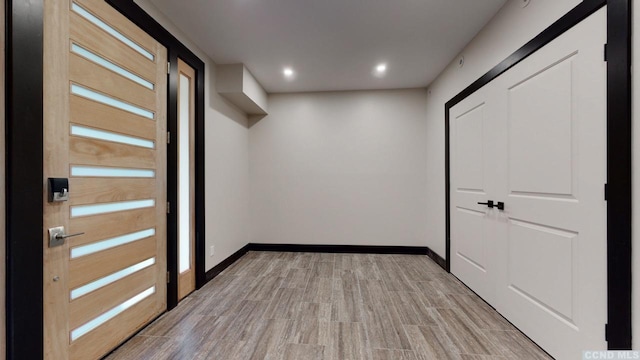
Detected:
left=105, top=0, right=207, bottom=311
left=6, top=0, right=44, bottom=359
left=604, top=0, right=632, bottom=350
left=444, top=0, right=632, bottom=349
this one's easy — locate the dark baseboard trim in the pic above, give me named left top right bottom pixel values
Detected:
left=200, top=243, right=446, bottom=287
left=426, top=248, right=446, bottom=270
left=204, top=244, right=251, bottom=282
left=247, top=243, right=429, bottom=255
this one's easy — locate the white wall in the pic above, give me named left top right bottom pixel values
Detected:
left=135, top=0, right=250, bottom=271
left=424, top=0, right=581, bottom=257
left=633, top=2, right=640, bottom=350
left=242, top=67, right=268, bottom=112
left=249, top=89, right=429, bottom=247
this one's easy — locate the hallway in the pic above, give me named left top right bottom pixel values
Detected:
left=106, top=252, right=551, bottom=359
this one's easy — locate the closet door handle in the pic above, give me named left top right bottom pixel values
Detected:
left=495, top=202, right=505, bottom=211
left=477, top=200, right=494, bottom=208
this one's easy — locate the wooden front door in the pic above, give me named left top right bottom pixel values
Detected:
left=43, top=0, right=167, bottom=358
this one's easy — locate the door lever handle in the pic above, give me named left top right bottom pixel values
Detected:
left=55, top=232, right=85, bottom=240
left=49, top=226, right=84, bottom=247
left=495, top=202, right=505, bottom=211
left=477, top=200, right=494, bottom=208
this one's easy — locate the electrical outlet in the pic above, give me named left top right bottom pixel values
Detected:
left=210, top=246, right=215, bottom=257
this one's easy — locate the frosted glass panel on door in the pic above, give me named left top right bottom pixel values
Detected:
left=71, top=125, right=155, bottom=149
left=178, top=74, right=191, bottom=273
left=71, top=84, right=154, bottom=119
left=71, top=228, right=155, bottom=258
left=71, top=44, right=154, bottom=89
left=71, top=166, right=155, bottom=178
left=71, top=286, right=156, bottom=341
left=71, top=199, right=155, bottom=217
left=70, top=257, right=155, bottom=300
left=71, top=2, right=155, bottom=61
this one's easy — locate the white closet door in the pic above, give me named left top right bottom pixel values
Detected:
left=493, top=9, right=607, bottom=359
left=449, top=87, right=500, bottom=305
left=449, top=8, right=607, bottom=360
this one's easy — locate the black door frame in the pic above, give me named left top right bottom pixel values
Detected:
left=106, top=0, right=207, bottom=311
left=5, top=0, right=206, bottom=358
left=6, top=0, right=45, bottom=359
left=444, top=0, right=632, bottom=349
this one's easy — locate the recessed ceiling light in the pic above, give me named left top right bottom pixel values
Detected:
left=373, top=63, right=388, bottom=78
left=283, top=67, right=294, bottom=77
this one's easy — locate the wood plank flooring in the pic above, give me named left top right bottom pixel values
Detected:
left=105, top=252, right=552, bottom=360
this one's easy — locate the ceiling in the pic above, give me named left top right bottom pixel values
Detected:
left=148, top=0, right=507, bottom=93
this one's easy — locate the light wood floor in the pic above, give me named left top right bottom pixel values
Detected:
left=106, top=251, right=552, bottom=360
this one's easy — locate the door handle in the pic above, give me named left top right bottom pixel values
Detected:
left=55, top=232, right=85, bottom=240
left=477, top=200, right=494, bottom=208
left=48, top=226, right=85, bottom=247
left=477, top=201, right=505, bottom=210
